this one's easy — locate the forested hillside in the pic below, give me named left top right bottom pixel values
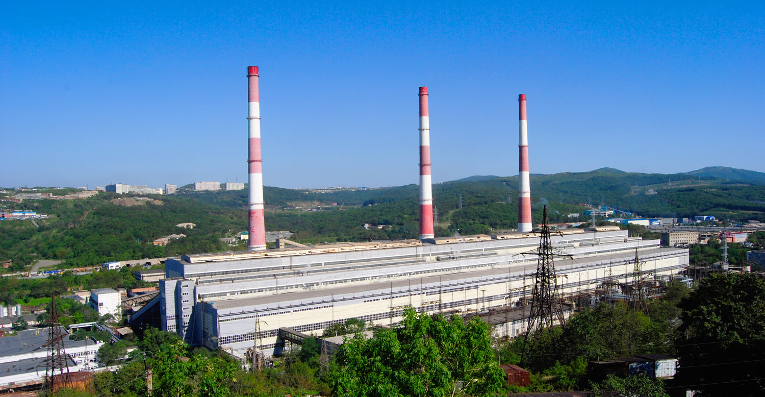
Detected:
left=2, top=168, right=764, bottom=271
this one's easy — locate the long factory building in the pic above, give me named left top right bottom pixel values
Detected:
left=159, top=228, right=689, bottom=358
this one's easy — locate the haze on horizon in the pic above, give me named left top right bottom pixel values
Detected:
left=1, top=1, right=763, bottom=190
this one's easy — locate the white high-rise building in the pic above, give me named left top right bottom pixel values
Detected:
left=194, top=182, right=220, bottom=191
left=165, top=184, right=178, bottom=194
left=105, top=183, right=130, bottom=194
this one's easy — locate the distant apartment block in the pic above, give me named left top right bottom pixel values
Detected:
left=195, top=182, right=220, bottom=191
left=661, top=231, right=699, bottom=247
left=225, top=182, right=245, bottom=191
left=165, top=184, right=178, bottom=194
left=106, top=184, right=163, bottom=195
left=106, top=183, right=131, bottom=194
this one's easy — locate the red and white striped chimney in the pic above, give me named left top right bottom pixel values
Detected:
left=518, top=94, right=532, bottom=232
left=247, top=66, right=266, bottom=250
left=419, top=87, right=435, bottom=240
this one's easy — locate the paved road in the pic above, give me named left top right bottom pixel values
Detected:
left=31, top=259, right=62, bottom=274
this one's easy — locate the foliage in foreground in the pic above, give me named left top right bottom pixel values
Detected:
left=329, top=308, right=506, bottom=397
left=674, top=273, right=765, bottom=396
left=590, top=374, right=669, bottom=397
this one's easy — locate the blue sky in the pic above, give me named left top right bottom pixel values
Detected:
left=1, top=1, right=763, bottom=189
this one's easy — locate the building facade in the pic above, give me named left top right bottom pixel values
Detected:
left=157, top=230, right=689, bottom=359
left=194, top=182, right=220, bottom=191
left=661, top=231, right=699, bottom=247
left=89, top=289, right=122, bottom=318
left=165, top=184, right=178, bottom=194
left=0, top=327, right=103, bottom=389
left=225, top=182, right=245, bottom=191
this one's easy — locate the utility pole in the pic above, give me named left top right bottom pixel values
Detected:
left=722, top=230, right=729, bottom=271
left=319, top=338, right=329, bottom=374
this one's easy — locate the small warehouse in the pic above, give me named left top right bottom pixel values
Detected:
left=500, top=364, right=531, bottom=387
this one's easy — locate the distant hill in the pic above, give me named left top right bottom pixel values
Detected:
left=3, top=166, right=765, bottom=270
left=592, top=167, right=626, bottom=174
left=454, top=175, right=501, bottom=182
left=686, top=166, right=765, bottom=185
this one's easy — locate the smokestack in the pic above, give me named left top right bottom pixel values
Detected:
left=247, top=66, right=266, bottom=250
left=419, top=87, right=434, bottom=240
left=518, top=94, right=532, bottom=232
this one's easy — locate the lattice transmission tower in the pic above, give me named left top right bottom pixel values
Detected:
left=629, top=247, right=648, bottom=313
left=524, top=206, right=566, bottom=338
left=43, top=295, right=72, bottom=392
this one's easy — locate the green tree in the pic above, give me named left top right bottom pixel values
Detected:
left=300, top=337, right=321, bottom=362
left=590, top=374, right=669, bottom=397
left=675, top=273, right=765, bottom=396
left=329, top=308, right=505, bottom=397
left=97, top=341, right=128, bottom=366
left=138, top=327, right=182, bottom=355
left=11, top=316, right=27, bottom=331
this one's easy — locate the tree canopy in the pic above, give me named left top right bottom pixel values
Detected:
left=674, top=273, right=765, bottom=396
left=329, top=308, right=506, bottom=397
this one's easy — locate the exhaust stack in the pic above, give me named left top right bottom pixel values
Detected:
left=419, top=87, right=435, bottom=240
left=247, top=66, right=266, bottom=250
left=518, top=94, right=532, bottom=232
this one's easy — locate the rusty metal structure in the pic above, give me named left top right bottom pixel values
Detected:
left=44, top=295, right=72, bottom=392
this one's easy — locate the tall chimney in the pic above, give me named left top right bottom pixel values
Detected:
left=518, top=94, right=532, bottom=232
left=247, top=66, right=266, bottom=250
left=419, top=87, right=435, bottom=240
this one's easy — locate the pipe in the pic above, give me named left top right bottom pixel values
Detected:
left=248, top=66, right=266, bottom=250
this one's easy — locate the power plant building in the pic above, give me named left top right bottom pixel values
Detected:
left=159, top=230, right=688, bottom=359
left=149, top=68, right=690, bottom=363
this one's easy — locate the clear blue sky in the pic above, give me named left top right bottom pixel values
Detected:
left=1, top=1, right=763, bottom=189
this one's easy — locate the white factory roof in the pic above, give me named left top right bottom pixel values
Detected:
left=206, top=246, right=685, bottom=311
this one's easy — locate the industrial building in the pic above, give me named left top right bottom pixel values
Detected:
left=158, top=230, right=688, bottom=359
left=225, top=182, right=245, bottom=191
left=89, top=289, right=121, bottom=318
left=0, top=327, right=103, bottom=390
left=146, top=68, right=691, bottom=363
